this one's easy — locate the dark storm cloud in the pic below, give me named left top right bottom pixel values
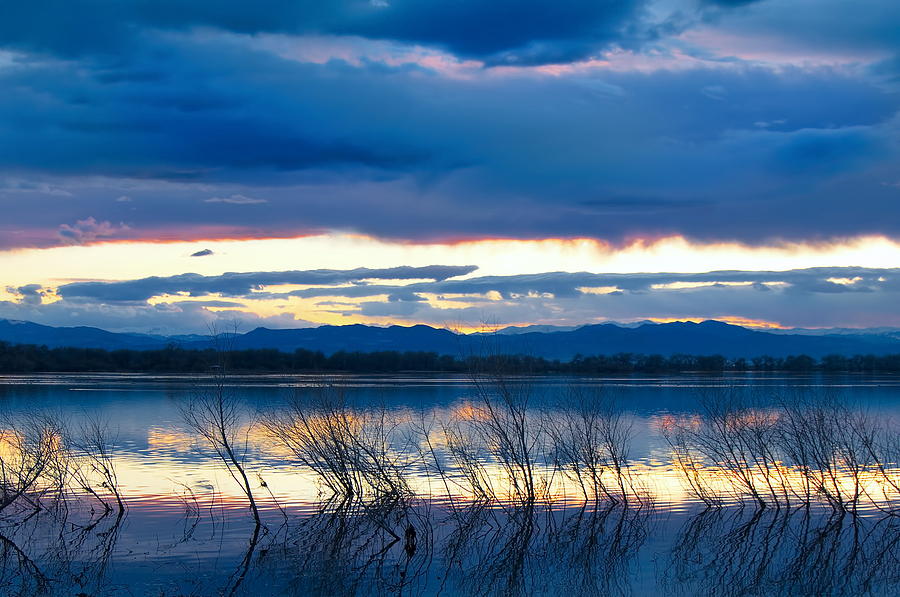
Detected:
left=0, top=43, right=433, bottom=179
left=5, top=46, right=891, bottom=175
left=56, top=265, right=479, bottom=302
left=332, top=0, right=649, bottom=66
left=0, top=1, right=898, bottom=246
left=0, top=0, right=650, bottom=65
left=1, top=33, right=897, bottom=245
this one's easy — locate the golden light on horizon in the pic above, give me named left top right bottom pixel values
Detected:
left=2, top=231, right=899, bottom=331
left=2, top=233, right=900, bottom=291
left=647, top=316, right=789, bottom=329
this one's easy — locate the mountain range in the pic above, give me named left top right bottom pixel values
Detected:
left=2, top=318, right=900, bottom=360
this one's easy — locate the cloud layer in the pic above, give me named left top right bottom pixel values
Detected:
left=2, top=2, right=898, bottom=333
left=0, top=1, right=650, bottom=64
left=0, top=0, right=897, bottom=248
left=4, top=265, right=899, bottom=333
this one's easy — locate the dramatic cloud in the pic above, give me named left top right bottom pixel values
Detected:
left=0, top=1, right=897, bottom=248
left=0, top=0, right=652, bottom=65
left=57, top=217, right=130, bottom=245
left=4, top=266, right=898, bottom=333
left=56, top=265, right=479, bottom=302
left=1, top=1, right=898, bottom=334
left=269, top=267, right=900, bottom=300
left=1, top=45, right=897, bottom=245
left=4, top=284, right=48, bottom=306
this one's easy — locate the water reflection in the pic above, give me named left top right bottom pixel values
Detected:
left=280, top=497, right=432, bottom=597
left=0, top=506, right=124, bottom=596
left=441, top=503, right=650, bottom=597
left=0, top=373, right=898, bottom=595
left=666, top=508, right=900, bottom=597
left=7, top=495, right=900, bottom=596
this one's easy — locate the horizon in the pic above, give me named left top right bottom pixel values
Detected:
left=5, top=315, right=900, bottom=337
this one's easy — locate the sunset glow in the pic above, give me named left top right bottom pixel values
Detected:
left=0, top=1, right=896, bottom=332
left=2, top=2, right=900, bottom=595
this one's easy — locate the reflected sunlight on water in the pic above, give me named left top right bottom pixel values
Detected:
left=0, top=372, right=899, bottom=595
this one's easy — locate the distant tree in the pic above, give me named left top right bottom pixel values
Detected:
left=783, top=354, right=816, bottom=371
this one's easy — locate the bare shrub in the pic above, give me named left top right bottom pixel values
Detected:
left=182, top=369, right=261, bottom=527
left=443, top=369, right=552, bottom=506
left=664, top=388, right=890, bottom=512
left=550, top=387, right=642, bottom=506
left=263, top=382, right=414, bottom=507
left=66, top=417, right=126, bottom=515
left=776, top=392, right=881, bottom=513
left=0, top=413, right=63, bottom=513
left=660, top=413, right=723, bottom=508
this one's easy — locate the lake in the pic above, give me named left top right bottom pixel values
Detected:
left=1, top=372, right=899, bottom=596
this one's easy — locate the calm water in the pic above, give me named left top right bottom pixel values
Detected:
left=1, top=372, right=899, bottom=596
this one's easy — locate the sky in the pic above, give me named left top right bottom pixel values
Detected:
left=1, top=0, right=899, bottom=334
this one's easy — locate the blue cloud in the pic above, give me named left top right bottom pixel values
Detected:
left=7, top=266, right=900, bottom=331
left=1, top=30, right=897, bottom=245
left=0, top=1, right=898, bottom=247
left=56, top=265, right=479, bottom=302
left=0, top=0, right=650, bottom=65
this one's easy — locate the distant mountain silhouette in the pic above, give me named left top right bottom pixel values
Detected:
left=1, top=318, right=899, bottom=359
left=0, top=319, right=166, bottom=350
left=217, top=324, right=462, bottom=355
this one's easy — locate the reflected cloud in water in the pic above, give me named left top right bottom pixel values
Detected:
left=0, top=373, right=899, bottom=595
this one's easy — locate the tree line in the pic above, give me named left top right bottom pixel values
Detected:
left=1, top=340, right=900, bottom=373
